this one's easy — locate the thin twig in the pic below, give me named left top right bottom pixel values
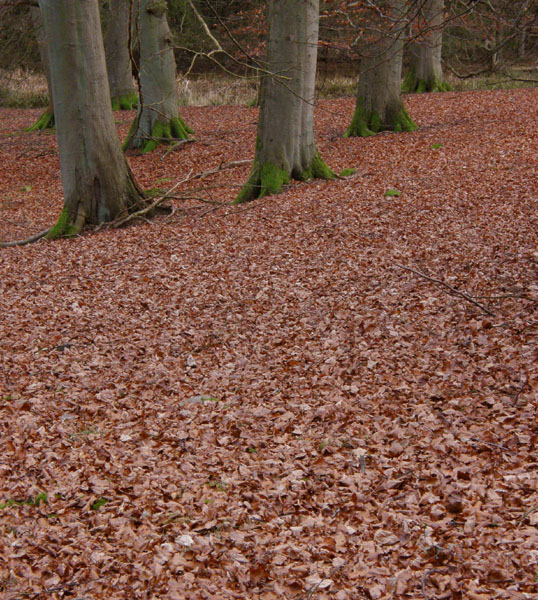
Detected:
left=516, top=504, right=538, bottom=528
left=396, top=264, right=495, bottom=316
left=104, top=173, right=192, bottom=229
left=191, top=159, right=252, bottom=181
left=160, top=137, right=196, bottom=161
left=513, top=375, right=529, bottom=404
left=421, top=568, right=438, bottom=600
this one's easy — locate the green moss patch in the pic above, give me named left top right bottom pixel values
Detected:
left=402, top=68, right=452, bottom=93
left=111, top=92, right=138, bottom=111
left=25, top=108, right=55, bottom=132
left=46, top=206, right=83, bottom=240
left=346, top=98, right=416, bottom=137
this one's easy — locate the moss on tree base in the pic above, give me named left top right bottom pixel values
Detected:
left=111, top=92, right=138, bottom=111
left=299, top=154, right=336, bottom=181
left=344, top=98, right=376, bottom=138
left=345, top=98, right=416, bottom=137
left=123, top=115, right=194, bottom=153
left=402, top=69, right=452, bottom=93
left=25, top=108, right=55, bottom=132
left=234, top=154, right=334, bottom=204
left=46, top=205, right=85, bottom=240
left=391, top=105, right=417, bottom=133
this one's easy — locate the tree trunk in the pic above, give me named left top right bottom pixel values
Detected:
left=25, top=7, right=55, bottom=132
left=235, top=0, right=333, bottom=204
left=123, top=0, right=192, bottom=153
left=104, top=0, right=138, bottom=110
left=38, top=0, right=146, bottom=239
left=402, top=0, right=451, bottom=93
left=346, top=0, right=416, bottom=137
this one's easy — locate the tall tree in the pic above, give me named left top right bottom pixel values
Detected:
left=104, top=0, right=138, bottom=110
left=235, top=0, right=333, bottom=204
left=346, top=0, right=416, bottom=137
left=123, top=0, right=192, bottom=153
left=25, top=6, right=54, bottom=132
left=38, top=0, right=146, bottom=239
left=402, top=0, right=451, bottom=93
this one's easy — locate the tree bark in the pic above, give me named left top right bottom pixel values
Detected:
left=38, top=0, right=146, bottom=239
left=104, top=0, right=138, bottom=110
left=235, top=0, right=333, bottom=204
left=402, top=0, right=451, bottom=93
left=123, top=0, right=192, bottom=153
left=25, top=7, right=55, bottom=132
left=346, top=0, right=416, bottom=137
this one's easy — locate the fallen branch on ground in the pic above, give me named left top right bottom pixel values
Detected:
left=103, top=174, right=191, bottom=230
left=190, top=159, right=252, bottom=181
left=396, top=264, right=495, bottom=317
left=160, top=138, right=196, bottom=161
left=0, top=228, right=50, bottom=248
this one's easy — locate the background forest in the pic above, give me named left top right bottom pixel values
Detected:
left=1, top=0, right=538, bottom=109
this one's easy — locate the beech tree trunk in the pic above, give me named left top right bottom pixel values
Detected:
left=38, top=0, right=146, bottom=239
left=402, top=0, right=451, bottom=93
left=104, top=0, right=138, bottom=110
left=346, top=0, right=416, bottom=137
left=235, top=0, right=333, bottom=204
left=123, top=0, right=192, bottom=153
left=25, top=7, right=55, bottom=132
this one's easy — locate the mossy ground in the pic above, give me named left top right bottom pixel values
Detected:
left=25, top=108, right=55, bottom=132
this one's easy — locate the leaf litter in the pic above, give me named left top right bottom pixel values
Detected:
left=0, top=89, right=537, bottom=599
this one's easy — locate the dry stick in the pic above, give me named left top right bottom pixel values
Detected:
left=0, top=227, right=50, bottom=248
left=513, top=375, right=529, bottom=404
left=421, top=568, right=437, bottom=600
left=104, top=173, right=192, bottom=230
left=191, top=159, right=252, bottom=181
left=396, top=264, right=495, bottom=317
left=160, top=137, right=196, bottom=161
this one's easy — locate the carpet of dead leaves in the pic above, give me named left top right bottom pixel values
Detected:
left=0, top=88, right=537, bottom=600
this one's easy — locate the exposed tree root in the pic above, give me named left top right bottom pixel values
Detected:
left=345, top=98, right=416, bottom=138
left=402, top=69, right=452, bottom=93
left=123, top=115, right=194, bottom=154
left=0, top=228, right=51, bottom=248
left=234, top=155, right=334, bottom=204
left=25, top=109, right=55, bottom=132
left=111, top=92, right=138, bottom=111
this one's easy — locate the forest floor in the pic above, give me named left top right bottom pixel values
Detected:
left=0, top=89, right=537, bottom=600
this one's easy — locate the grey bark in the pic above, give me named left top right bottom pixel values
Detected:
left=30, top=7, right=52, bottom=91
left=346, top=0, right=415, bottom=136
left=124, top=0, right=191, bottom=152
left=104, top=0, right=137, bottom=107
left=235, top=0, right=333, bottom=203
left=38, top=0, right=144, bottom=237
left=403, top=0, right=450, bottom=92
left=25, top=7, right=55, bottom=131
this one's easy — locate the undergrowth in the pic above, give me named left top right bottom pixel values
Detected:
left=1, top=67, right=536, bottom=109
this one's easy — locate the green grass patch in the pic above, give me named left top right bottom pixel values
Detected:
left=1, top=492, right=48, bottom=509
left=90, top=497, right=108, bottom=510
left=384, top=188, right=401, bottom=197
